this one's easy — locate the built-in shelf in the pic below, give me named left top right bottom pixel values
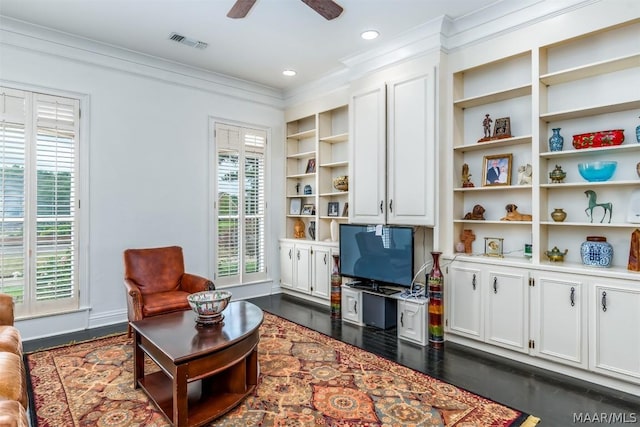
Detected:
left=454, top=220, right=533, bottom=225
left=454, top=84, right=532, bottom=109
left=286, top=172, right=315, bottom=179
left=540, top=53, right=640, bottom=86
left=540, top=144, right=640, bottom=158
left=286, top=150, right=316, bottom=159
left=319, top=191, right=349, bottom=197
left=454, top=135, right=532, bottom=152
left=287, top=129, right=316, bottom=140
left=320, top=133, right=349, bottom=143
left=540, top=181, right=640, bottom=189
left=541, top=221, right=640, bottom=228
left=454, top=185, right=532, bottom=192
left=540, top=100, right=640, bottom=122
left=319, top=161, right=348, bottom=168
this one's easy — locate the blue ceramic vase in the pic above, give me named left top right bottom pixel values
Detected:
left=581, top=236, right=613, bottom=268
left=549, top=128, right=564, bottom=152
left=636, top=116, right=640, bottom=143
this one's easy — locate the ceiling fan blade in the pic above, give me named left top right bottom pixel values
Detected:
left=227, top=0, right=257, bottom=19
left=301, top=0, right=343, bottom=20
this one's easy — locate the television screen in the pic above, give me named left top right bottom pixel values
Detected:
left=339, top=224, right=414, bottom=287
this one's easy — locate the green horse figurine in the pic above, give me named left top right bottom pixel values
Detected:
left=584, top=190, right=612, bottom=223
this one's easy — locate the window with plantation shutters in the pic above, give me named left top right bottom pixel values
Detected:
left=214, top=123, right=266, bottom=285
left=0, top=86, right=79, bottom=316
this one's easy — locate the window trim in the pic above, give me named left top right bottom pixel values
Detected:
left=209, top=117, right=270, bottom=286
left=1, top=82, right=90, bottom=318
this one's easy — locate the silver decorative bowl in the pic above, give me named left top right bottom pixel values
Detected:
left=187, top=290, right=232, bottom=326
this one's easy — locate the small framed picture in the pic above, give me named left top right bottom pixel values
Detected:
left=328, top=202, right=339, bottom=217
left=493, top=117, right=511, bottom=139
left=341, top=202, right=349, bottom=217
left=482, top=153, right=512, bottom=186
left=305, top=158, right=316, bottom=174
left=302, top=204, right=315, bottom=215
left=290, top=198, right=302, bottom=215
left=484, top=237, right=504, bottom=257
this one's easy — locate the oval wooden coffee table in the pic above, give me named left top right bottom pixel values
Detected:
left=130, top=300, right=263, bottom=427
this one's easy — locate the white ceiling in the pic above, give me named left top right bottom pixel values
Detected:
left=0, top=0, right=503, bottom=91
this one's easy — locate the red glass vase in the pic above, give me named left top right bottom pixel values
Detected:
left=330, top=255, right=341, bottom=318
left=428, top=251, right=444, bottom=347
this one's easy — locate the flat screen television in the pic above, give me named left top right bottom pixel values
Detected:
left=339, top=224, right=414, bottom=289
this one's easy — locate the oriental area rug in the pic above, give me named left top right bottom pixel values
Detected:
left=25, top=312, right=540, bottom=426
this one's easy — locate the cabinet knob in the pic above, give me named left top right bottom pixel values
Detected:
left=472, top=273, right=476, bottom=290
left=493, top=277, right=498, bottom=294
left=288, top=249, right=292, bottom=259
left=324, top=254, right=327, bottom=264
left=297, top=250, right=300, bottom=260
left=601, top=291, right=607, bottom=312
left=389, top=199, right=393, bottom=213
left=354, top=301, right=358, bottom=314
left=380, top=200, right=383, bottom=213
left=570, top=287, right=575, bottom=307
left=400, top=312, right=404, bottom=327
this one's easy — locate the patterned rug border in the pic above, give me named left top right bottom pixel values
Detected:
left=24, top=311, right=540, bottom=426
left=258, top=309, right=540, bottom=427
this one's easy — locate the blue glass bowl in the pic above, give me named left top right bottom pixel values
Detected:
left=577, top=161, right=617, bottom=182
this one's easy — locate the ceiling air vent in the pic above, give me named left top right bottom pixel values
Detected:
left=168, top=32, right=208, bottom=50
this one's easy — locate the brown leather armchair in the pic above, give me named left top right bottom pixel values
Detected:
left=123, top=246, right=214, bottom=336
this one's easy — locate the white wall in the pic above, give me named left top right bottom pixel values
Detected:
left=0, top=21, right=285, bottom=340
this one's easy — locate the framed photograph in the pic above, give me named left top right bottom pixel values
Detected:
left=302, top=204, right=315, bottom=215
left=493, top=117, right=511, bottom=139
left=305, top=158, right=316, bottom=174
left=341, top=202, right=349, bottom=217
left=482, top=153, right=512, bottom=186
left=484, top=237, right=504, bottom=257
left=289, top=198, right=302, bottom=215
left=328, top=202, right=339, bottom=217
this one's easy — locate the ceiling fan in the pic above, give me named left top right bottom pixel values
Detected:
left=227, top=0, right=343, bottom=21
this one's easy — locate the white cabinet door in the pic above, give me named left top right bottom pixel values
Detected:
left=590, top=280, right=640, bottom=383
left=386, top=72, right=435, bottom=226
left=342, top=287, right=363, bottom=325
left=485, top=267, right=529, bottom=353
left=532, top=273, right=587, bottom=369
left=447, top=264, right=483, bottom=341
left=294, top=244, right=311, bottom=293
left=349, top=84, right=387, bottom=224
left=398, top=299, right=426, bottom=345
left=312, top=246, right=331, bottom=299
left=279, top=241, right=295, bottom=289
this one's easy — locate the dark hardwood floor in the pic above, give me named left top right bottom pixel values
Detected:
left=23, top=293, right=640, bottom=426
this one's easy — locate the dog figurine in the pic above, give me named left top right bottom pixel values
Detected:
left=501, top=204, right=532, bottom=221
left=517, top=164, right=532, bottom=185
left=464, top=204, right=486, bottom=220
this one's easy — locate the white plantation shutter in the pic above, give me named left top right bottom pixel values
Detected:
left=33, top=94, right=78, bottom=308
left=0, top=86, right=79, bottom=316
left=0, top=88, right=27, bottom=304
left=214, top=123, right=266, bottom=285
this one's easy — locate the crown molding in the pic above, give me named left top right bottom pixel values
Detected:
left=0, top=16, right=285, bottom=109
left=283, top=0, right=600, bottom=106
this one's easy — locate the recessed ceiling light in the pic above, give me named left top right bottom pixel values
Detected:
left=361, top=30, right=379, bottom=40
left=282, top=69, right=297, bottom=77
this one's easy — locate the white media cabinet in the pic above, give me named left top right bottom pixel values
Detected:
left=341, top=284, right=428, bottom=346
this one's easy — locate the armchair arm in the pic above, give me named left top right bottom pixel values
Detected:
left=0, top=293, right=14, bottom=326
left=123, top=279, right=144, bottom=323
left=181, top=273, right=214, bottom=294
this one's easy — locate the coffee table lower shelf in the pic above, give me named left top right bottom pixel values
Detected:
left=138, top=369, right=256, bottom=427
